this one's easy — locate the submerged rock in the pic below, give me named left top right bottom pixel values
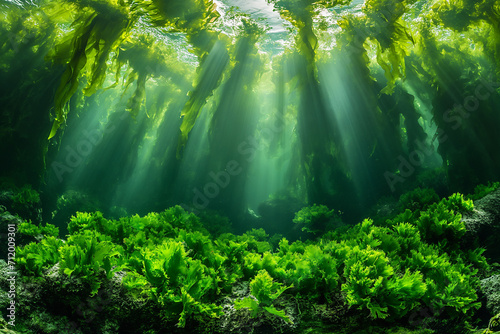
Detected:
left=481, top=275, right=500, bottom=318
left=0, top=213, right=22, bottom=260
left=462, top=189, right=500, bottom=262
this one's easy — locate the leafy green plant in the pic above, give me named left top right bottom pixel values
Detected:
left=241, top=229, right=273, bottom=253
left=326, top=216, right=484, bottom=321
left=213, top=235, right=248, bottom=288
left=440, top=193, right=474, bottom=213
left=386, top=208, right=420, bottom=227
left=405, top=243, right=481, bottom=317
left=243, top=251, right=282, bottom=280
left=13, top=185, right=40, bottom=206
left=18, top=220, right=59, bottom=241
left=416, top=203, right=467, bottom=246
left=385, top=193, right=472, bottom=245
left=274, top=241, right=339, bottom=298
left=68, top=206, right=208, bottom=248
left=293, top=204, right=339, bottom=235
left=341, top=244, right=426, bottom=319
left=124, top=240, right=222, bottom=327
left=467, top=182, right=500, bottom=201
left=67, top=211, right=108, bottom=235
left=176, top=229, right=227, bottom=293
left=10, top=192, right=490, bottom=331
left=234, top=269, right=293, bottom=323
left=398, top=187, right=439, bottom=212
left=245, top=228, right=269, bottom=242
left=59, top=230, right=123, bottom=295
left=16, top=236, right=63, bottom=277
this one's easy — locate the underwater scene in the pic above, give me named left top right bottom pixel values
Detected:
left=2, top=0, right=500, bottom=332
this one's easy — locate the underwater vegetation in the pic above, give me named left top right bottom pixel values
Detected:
left=2, top=0, right=500, bottom=332
left=1, top=0, right=500, bottom=227
left=0, top=188, right=498, bottom=333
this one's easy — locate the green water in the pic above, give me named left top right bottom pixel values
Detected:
left=1, top=0, right=500, bottom=332
left=1, top=0, right=499, bottom=233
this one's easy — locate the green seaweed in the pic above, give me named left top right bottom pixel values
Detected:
left=293, top=204, right=339, bottom=235
left=13, top=188, right=490, bottom=331
left=59, top=230, right=123, bottom=294
left=124, top=240, right=223, bottom=327
left=16, top=236, right=62, bottom=277
left=467, top=182, right=500, bottom=201
left=18, top=220, right=59, bottom=242
left=363, top=0, right=416, bottom=94
left=234, top=269, right=293, bottom=323
left=398, top=187, right=439, bottom=212
left=47, top=0, right=134, bottom=138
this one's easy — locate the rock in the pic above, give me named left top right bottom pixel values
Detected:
left=0, top=213, right=23, bottom=260
left=231, top=281, right=249, bottom=298
left=0, top=211, right=46, bottom=254
left=462, top=189, right=500, bottom=262
left=481, top=275, right=500, bottom=317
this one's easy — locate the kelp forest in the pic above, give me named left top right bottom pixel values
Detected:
left=1, top=0, right=500, bottom=333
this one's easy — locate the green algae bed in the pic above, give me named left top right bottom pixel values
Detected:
left=2, top=0, right=500, bottom=332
